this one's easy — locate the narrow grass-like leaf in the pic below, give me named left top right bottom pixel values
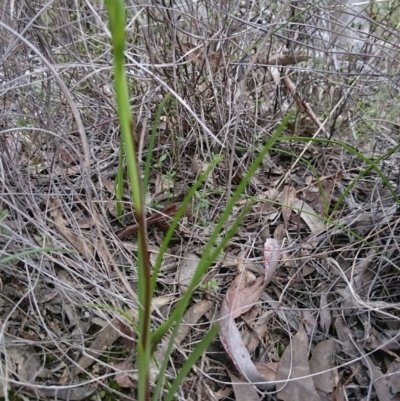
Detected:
left=151, top=203, right=252, bottom=401
left=279, top=137, right=400, bottom=211
left=163, top=324, right=219, bottom=401
left=150, top=155, right=223, bottom=292
left=86, top=304, right=138, bottom=332
left=151, top=112, right=291, bottom=347
left=142, top=94, right=171, bottom=193
left=105, top=1, right=152, bottom=400
left=328, top=142, right=400, bottom=214
left=233, top=0, right=323, bottom=62
left=0, top=248, right=70, bottom=264
left=116, top=143, right=125, bottom=219
left=270, top=145, right=332, bottom=215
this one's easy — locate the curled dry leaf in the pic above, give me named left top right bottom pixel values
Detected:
left=219, top=239, right=281, bottom=390
left=224, top=268, right=264, bottom=319
left=255, top=362, right=278, bottom=383
left=99, top=176, right=115, bottom=193
left=213, top=386, right=233, bottom=400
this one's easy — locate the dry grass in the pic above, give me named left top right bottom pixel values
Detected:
left=1, top=0, right=400, bottom=400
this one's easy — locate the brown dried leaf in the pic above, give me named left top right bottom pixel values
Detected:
left=58, top=146, right=79, bottom=165
left=319, top=290, right=332, bottom=333
left=51, top=164, right=90, bottom=177
left=309, top=340, right=336, bottom=393
left=255, top=362, right=279, bottom=382
left=178, top=252, right=200, bottom=291
left=274, top=223, right=286, bottom=242
left=213, top=386, right=233, bottom=400
left=277, top=324, right=321, bottom=401
left=258, top=54, right=310, bottom=66
left=229, top=372, right=261, bottom=401
left=334, top=383, right=346, bottom=401
left=175, top=300, right=214, bottom=345
left=361, top=355, right=400, bottom=401
left=180, top=42, right=205, bottom=65
left=334, top=316, right=369, bottom=387
left=281, top=185, right=297, bottom=230
left=388, top=361, right=400, bottom=394
left=114, top=360, right=136, bottom=388
left=115, top=319, right=136, bottom=352
left=180, top=42, right=226, bottom=70
left=73, top=311, right=137, bottom=379
left=292, top=199, right=325, bottom=233
left=225, top=271, right=264, bottom=319
left=73, top=322, right=121, bottom=377
left=152, top=295, right=175, bottom=309
left=6, top=346, right=41, bottom=382
left=150, top=300, right=214, bottom=384
left=99, top=176, right=115, bottom=193
left=219, top=243, right=281, bottom=391
left=302, top=264, right=315, bottom=277
left=300, top=172, right=341, bottom=217
left=242, top=329, right=260, bottom=355
left=49, top=199, right=94, bottom=258
left=276, top=189, right=324, bottom=233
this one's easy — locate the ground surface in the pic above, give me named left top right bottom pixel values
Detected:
left=1, top=1, right=400, bottom=400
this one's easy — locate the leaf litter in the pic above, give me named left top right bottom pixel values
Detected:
left=1, top=1, right=400, bottom=400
